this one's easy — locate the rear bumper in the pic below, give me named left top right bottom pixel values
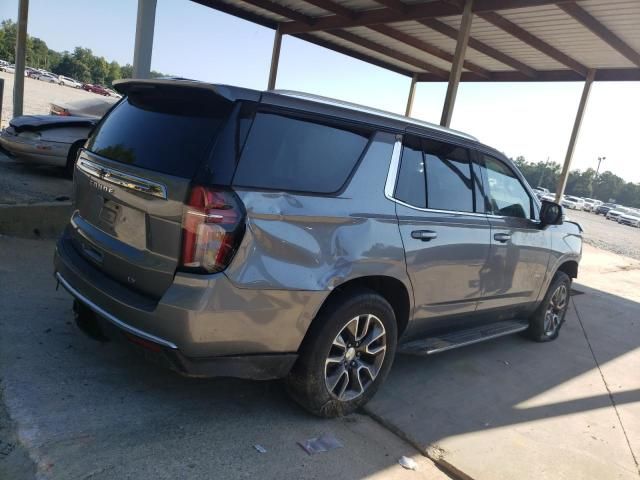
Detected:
left=54, top=230, right=325, bottom=378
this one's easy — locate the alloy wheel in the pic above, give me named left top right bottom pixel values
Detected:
left=544, top=284, right=568, bottom=336
left=324, top=314, right=387, bottom=401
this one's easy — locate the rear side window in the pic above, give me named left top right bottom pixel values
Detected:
left=394, top=136, right=474, bottom=213
left=423, top=140, right=473, bottom=212
left=86, top=88, right=232, bottom=177
left=233, top=113, right=369, bottom=193
left=395, top=138, right=426, bottom=208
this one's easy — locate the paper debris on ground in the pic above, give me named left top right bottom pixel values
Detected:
left=298, top=433, right=343, bottom=455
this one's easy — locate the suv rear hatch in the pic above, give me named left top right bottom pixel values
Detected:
left=69, top=81, right=237, bottom=299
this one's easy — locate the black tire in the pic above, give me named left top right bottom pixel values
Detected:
left=526, top=271, right=571, bottom=342
left=286, top=289, right=397, bottom=418
left=65, top=140, right=85, bottom=178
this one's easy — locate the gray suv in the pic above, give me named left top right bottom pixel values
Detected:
left=54, top=79, right=582, bottom=417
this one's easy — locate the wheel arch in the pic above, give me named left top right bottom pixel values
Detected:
left=557, top=260, right=578, bottom=279
left=307, top=275, right=412, bottom=340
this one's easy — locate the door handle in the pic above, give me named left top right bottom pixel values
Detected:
left=494, top=233, right=511, bottom=243
left=411, top=230, right=438, bottom=241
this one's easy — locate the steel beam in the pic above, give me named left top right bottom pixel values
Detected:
left=440, top=0, right=473, bottom=127
left=13, top=0, right=28, bottom=118
left=405, top=74, right=418, bottom=116
left=558, top=2, right=640, bottom=68
left=268, top=25, right=283, bottom=90
left=280, top=0, right=582, bottom=35
left=420, top=18, right=537, bottom=78
left=555, top=69, right=596, bottom=203
left=133, top=0, right=157, bottom=79
left=478, top=11, right=587, bottom=76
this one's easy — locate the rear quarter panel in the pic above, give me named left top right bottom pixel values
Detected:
left=224, top=131, right=411, bottom=309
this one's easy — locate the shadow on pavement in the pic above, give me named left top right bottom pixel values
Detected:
left=365, top=282, right=640, bottom=479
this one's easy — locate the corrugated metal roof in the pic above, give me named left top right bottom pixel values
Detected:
left=193, top=0, right=640, bottom=82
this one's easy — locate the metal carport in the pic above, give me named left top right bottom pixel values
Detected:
left=10, top=0, right=640, bottom=199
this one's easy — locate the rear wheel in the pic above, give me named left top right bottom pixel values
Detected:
left=286, top=289, right=397, bottom=417
left=526, top=271, right=571, bottom=342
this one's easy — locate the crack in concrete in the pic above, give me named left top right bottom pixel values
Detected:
left=572, top=297, right=640, bottom=477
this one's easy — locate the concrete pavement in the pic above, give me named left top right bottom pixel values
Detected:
left=365, top=244, right=640, bottom=479
left=0, top=236, right=448, bottom=480
left=1, top=236, right=639, bottom=479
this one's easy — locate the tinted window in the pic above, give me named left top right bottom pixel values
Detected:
left=233, top=113, right=369, bottom=193
left=423, top=140, right=473, bottom=212
left=480, top=154, right=532, bottom=219
left=86, top=89, right=231, bottom=177
left=395, top=138, right=426, bottom=208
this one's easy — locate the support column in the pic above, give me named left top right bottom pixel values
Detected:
left=440, top=0, right=473, bottom=127
left=555, top=69, right=596, bottom=203
left=132, top=0, right=157, bottom=79
left=405, top=74, right=418, bottom=117
left=267, top=25, right=283, bottom=90
left=13, top=0, right=29, bottom=118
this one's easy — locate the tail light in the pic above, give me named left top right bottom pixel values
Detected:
left=179, top=185, right=245, bottom=274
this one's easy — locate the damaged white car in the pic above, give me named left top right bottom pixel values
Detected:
left=0, top=115, right=98, bottom=176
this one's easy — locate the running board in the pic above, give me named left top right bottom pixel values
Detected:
left=398, top=319, right=529, bottom=356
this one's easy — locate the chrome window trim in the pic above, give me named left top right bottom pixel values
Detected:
left=77, top=155, right=168, bottom=200
left=55, top=272, right=178, bottom=350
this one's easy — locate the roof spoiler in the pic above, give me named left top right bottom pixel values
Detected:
left=113, top=79, right=260, bottom=103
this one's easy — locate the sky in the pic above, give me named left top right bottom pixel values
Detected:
left=1, top=0, right=639, bottom=182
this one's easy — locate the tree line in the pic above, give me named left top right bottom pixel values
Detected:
left=513, top=157, right=640, bottom=208
left=0, top=19, right=165, bottom=85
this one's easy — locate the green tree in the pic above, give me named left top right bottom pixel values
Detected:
left=0, top=19, right=166, bottom=85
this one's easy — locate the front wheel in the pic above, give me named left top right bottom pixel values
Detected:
left=526, top=271, right=571, bottom=342
left=286, top=289, right=397, bottom=417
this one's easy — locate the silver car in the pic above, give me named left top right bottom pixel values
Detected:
left=0, top=115, right=98, bottom=176
left=54, top=79, right=582, bottom=417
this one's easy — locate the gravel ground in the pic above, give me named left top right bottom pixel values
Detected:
left=1, top=71, right=104, bottom=128
left=567, top=209, right=640, bottom=261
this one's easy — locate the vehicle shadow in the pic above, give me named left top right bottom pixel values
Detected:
left=0, top=238, right=440, bottom=480
left=365, top=282, right=640, bottom=478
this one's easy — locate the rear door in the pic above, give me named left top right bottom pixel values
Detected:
left=69, top=84, right=234, bottom=299
left=474, top=152, right=550, bottom=316
left=393, top=135, right=491, bottom=336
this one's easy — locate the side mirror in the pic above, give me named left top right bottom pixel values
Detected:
left=540, top=200, right=563, bottom=227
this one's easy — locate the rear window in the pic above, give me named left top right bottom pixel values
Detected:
left=233, top=113, right=370, bottom=193
left=86, top=88, right=232, bottom=177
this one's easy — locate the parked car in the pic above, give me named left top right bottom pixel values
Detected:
left=582, top=198, right=602, bottom=212
left=54, top=80, right=582, bottom=417
left=34, top=72, right=58, bottom=83
left=0, top=115, right=96, bottom=176
left=532, top=187, right=549, bottom=199
left=618, top=210, right=640, bottom=227
left=595, top=203, right=618, bottom=215
left=50, top=97, right=118, bottom=118
left=0, top=64, right=15, bottom=74
left=541, top=193, right=556, bottom=202
left=82, top=83, right=111, bottom=96
left=58, top=75, right=82, bottom=88
left=606, top=207, right=631, bottom=221
left=561, top=195, right=585, bottom=210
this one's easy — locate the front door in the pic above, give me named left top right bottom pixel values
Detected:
left=474, top=153, right=551, bottom=318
